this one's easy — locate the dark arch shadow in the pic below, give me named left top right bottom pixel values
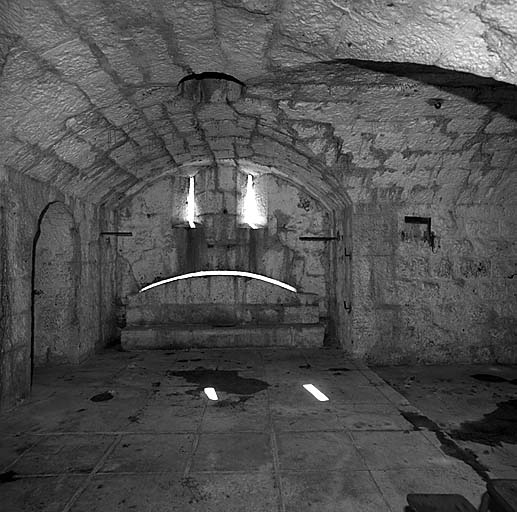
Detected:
left=30, top=201, right=76, bottom=384
left=252, top=59, right=517, bottom=121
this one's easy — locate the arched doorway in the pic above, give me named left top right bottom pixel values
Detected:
left=32, top=202, right=79, bottom=371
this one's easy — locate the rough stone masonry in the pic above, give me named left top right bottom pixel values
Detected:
left=0, top=0, right=516, bottom=409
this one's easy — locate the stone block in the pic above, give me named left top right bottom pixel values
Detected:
left=396, top=256, right=430, bottom=279
left=120, top=323, right=325, bottom=349
left=429, top=256, right=453, bottom=279
left=197, top=191, right=224, bottom=215
left=251, top=307, right=281, bottom=324
left=491, top=259, right=517, bottom=278
left=208, top=276, right=237, bottom=304
left=447, top=117, right=485, bottom=133
left=283, top=305, right=319, bottom=324
left=244, top=279, right=297, bottom=304
left=458, top=258, right=491, bottom=279
left=484, top=115, right=517, bottom=134
left=217, top=165, right=237, bottom=191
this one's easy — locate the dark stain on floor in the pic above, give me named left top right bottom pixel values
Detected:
left=436, top=431, right=489, bottom=482
left=400, top=409, right=490, bottom=481
left=90, top=391, right=114, bottom=402
left=471, top=373, right=517, bottom=385
left=450, top=399, right=517, bottom=446
left=0, top=471, right=19, bottom=484
left=168, top=368, right=270, bottom=397
left=327, top=367, right=350, bottom=372
left=406, top=493, right=477, bottom=512
left=177, top=359, right=202, bottom=363
left=299, top=363, right=311, bottom=369
left=400, top=410, right=438, bottom=431
left=214, top=396, right=252, bottom=408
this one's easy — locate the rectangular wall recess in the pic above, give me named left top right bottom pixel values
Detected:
left=401, top=216, right=435, bottom=249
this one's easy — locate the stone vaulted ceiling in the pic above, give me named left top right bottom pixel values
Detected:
left=0, top=0, right=516, bottom=204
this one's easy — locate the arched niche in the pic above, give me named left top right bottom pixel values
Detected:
left=115, top=160, right=352, bottom=350
left=32, top=202, right=79, bottom=367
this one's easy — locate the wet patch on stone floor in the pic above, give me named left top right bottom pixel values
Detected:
left=471, top=373, right=517, bottom=385
left=90, top=391, right=114, bottom=402
left=167, top=368, right=269, bottom=402
left=406, top=493, right=478, bottom=512
left=0, top=471, right=19, bottom=484
left=450, top=399, right=517, bottom=446
left=400, top=409, right=490, bottom=481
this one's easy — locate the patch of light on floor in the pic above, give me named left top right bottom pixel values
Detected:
left=139, top=270, right=297, bottom=293
left=303, top=384, right=329, bottom=401
left=186, top=175, right=196, bottom=228
left=204, top=387, right=218, bottom=400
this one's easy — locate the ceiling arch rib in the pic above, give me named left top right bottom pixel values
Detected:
left=1, top=0, right=516, bottom=86
left=2, top=55, right=516, bottom=206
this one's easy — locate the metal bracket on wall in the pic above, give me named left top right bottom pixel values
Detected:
left=299, top=236, right=340, bottom=241
left=344, top=248, right=352, bottom=258
left=344, top=301, right=352, bottom=313
left=100, top=231, right=133, bottom=236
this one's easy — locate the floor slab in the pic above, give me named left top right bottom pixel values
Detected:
left=0, top=348, right=500, bottom=512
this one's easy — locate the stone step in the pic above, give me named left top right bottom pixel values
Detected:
left=125, top=303, right=320, bottom=325
left=121, top=323, right=326, bottom=350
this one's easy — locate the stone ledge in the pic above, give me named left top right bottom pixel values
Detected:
left=121, top=323, right=326, bottom=350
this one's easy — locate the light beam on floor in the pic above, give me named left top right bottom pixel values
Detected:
left=204, top=387, right=218, bottom=401
left=303, top=384, right=329, bottom=401
left=139, top=270, right=297, bottom=293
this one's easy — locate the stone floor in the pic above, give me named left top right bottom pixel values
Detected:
left=2, top=348, right=513, bottom=511
left=377, top=363, right=517, bottom=481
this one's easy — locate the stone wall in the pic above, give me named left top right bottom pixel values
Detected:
left=100, top=63, right=516, bottom=363
left=249, top=64, right=517, bottom=364
left=353, top=202, right=517, bottom=364
left=114, top=163, right=335, bottom=337
left=0, top=168, right=110, bottom=409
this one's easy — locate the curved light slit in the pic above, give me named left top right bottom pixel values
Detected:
left=139, top=270, right=297, bottom=293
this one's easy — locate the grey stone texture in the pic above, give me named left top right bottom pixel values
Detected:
left=1, top=349, right=501, bottom=511
left=0, top=1, right=516, bottom=409
left=0, top=169, right=116, bottom=409
left=5, top=0, right=515, bottom=84
left=116, top=165, right=333, bottom=349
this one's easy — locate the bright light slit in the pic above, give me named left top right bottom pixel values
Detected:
left=243, top=174, right=260, bottom=229
left=186, top=175, right=196, bottom=228
left=204, top=387, right=218, bottom=401
left=303, top=384, right=329, bottom=401
left=139, top=270, right=297, bottom=293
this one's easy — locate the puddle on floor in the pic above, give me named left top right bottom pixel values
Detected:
left=90, top=391, right=114, bottom=402
left=471, top=373, right=517, bottom=385
left=406, top=493, right=477, bottom=512
left=0, top=471, right=19, bottom=484
left=400, top=409, right=490, bottom=481
left=451, top=398, right=517, bottom=446
left=168, top=368, right=269, bottom=401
